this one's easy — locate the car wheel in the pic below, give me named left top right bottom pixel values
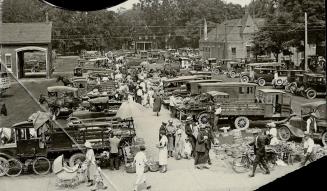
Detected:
left=276, top=79, right=283, bottom=86
left=230, top=71, right=236, bottom=78
left=289, top=83, right=297, bottom=94
left=241, top=76, right=249, bottom=83
left=278, top=126, right=291, bottom=141
left=258, top=78, right=266, bottom=86
left=197, top=112, right=211, bottom=126
left=306, top=89, right=317, bottom=99
left=0, top=157, right=9, bottom=177
left=322, top=132, right=327, bottom=147
left=234, top=116, right=250, bottom=130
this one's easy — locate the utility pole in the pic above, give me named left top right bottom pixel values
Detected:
left=224, top=0, right=228, bottom=59
left=304, top=12, right=308, bottom=71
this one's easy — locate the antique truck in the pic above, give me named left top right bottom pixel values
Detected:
left=277, top=101, right=327, bottom=146
left=178, top=82, right=292, bottom=130
left=0, top=116, right=135, bottom=177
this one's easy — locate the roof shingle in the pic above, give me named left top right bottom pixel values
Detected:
left=0, top=22, right=52, bottom=44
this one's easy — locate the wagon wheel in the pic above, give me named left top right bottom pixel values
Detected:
left=258, top=78, right=266, bottom=86
left=197, top=112, right=211, bottom=126
left=69, top=153, right=86, bottom=167
left=241, top=76, right=249, bottom=83
left=306, top=89, right=317, bottom=99
left=278, top=126, right=291, bottom=141
left=0, top=157, right=9, bottom=177
left=230, top=71, right=236, bottom=78
left=322, top=132, right=327, bottom=147
left=32, top=157, right=51, bottom=175
left=234, top=116, right=250, bottom=130
left=6, top=158, right=23, bottom=177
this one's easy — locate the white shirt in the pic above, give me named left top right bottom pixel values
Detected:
left=137, top=89, right=143, bottom=96
left=304, top=138, right=315, bottom=153
left=269, top=128, right=278, bottom=138
left=134, top=151, right=147, bottom=167
left=86, top=149, right=96, bottom=164
left=215, top=107, right=222, bottom=115
left=270, top=137, right=280, bottom=146
left=306, top=117, right=317, bottom=132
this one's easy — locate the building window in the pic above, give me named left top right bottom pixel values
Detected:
left=231, top=48, right=236, bottom=57
left=5, top=54, right=12, bottom=71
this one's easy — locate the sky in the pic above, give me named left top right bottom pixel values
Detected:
left=108, top=0, right=253, bottom=11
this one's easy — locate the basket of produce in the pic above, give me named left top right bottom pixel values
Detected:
left=147, top=161, right=160, bottom=172
left=125, top=163, right=149, bottom=173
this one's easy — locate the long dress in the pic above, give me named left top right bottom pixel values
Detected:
left=175, top=129, right=184, bottom=157
left=153, top=95, right=162, bottom=113
left=158, top=135, right=168, bottom=165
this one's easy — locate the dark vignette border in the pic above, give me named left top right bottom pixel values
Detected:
left=40, top=0, right=128, bottom=11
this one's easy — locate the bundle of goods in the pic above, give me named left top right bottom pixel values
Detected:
left=125, top=163, right=149, bottom=173
left=147, top=161, right=160, bottom=172
left=231, top=129, right=243, bottom=144
left=313, top=145, right=327, bottom=160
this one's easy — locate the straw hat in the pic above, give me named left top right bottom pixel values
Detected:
left=186, top=116, right=193, bottom=121
left=168, top=119, right=173, bottom=123
left=84, top=141, right=92, bottom=148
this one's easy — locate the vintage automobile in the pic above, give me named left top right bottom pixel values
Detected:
left=302, top=73, right=326, bottom=99
left=288, top=73, right=305, bottom=95
left=188, top=84, right=292, bottom=129
left=0, top=116, right=135, bottom=176
left=240, top=62, right=281, bottom=83
left=226, top=61, right=246, bottom=78
left=0, top=72, right=10, bottom=96
left=277, top=101, right=327, bottom=146
left=45, top=86, right=81, bottom=117
left=276, top=70, right=305, bottom=90
left=163, top=75, right=211, bottom=94
left=253, top=68, right=276, bottom=86
left=72, top=77, right=88, bottom=96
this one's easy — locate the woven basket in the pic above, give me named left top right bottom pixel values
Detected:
left=148, top=162, right=160, bottom=172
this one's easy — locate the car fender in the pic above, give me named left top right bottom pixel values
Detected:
left=281, top=123, right=305, bottom=138
left=0, top=152, right=15, bottom=159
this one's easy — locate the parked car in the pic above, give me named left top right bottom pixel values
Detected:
left=253, top=68, right=276, bottom=86
left=302, top=73, right=326, bottom=99
left=240, top=62, right=281, bottom=83
left=277, top=101, right=327, bottom=146
left=272, top=70, right=305, bottom=89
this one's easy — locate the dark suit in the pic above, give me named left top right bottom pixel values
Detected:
left=195, top=131, right=210, bottom=165
left=185, top=123, right=196, bottom=157
left=251, top=135, right=270, bottom=174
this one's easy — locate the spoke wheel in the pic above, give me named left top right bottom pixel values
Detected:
left=232, top=156, right=251, bottom=173
left=33, top=157, right=51, bottom=175
left=278, top=126, right=291, bottom=141
left=234, top=116, right=250, bottom=130
left=306, top=89, right=317, bottom=99
left=0, top=157, right=9, bottom=177
left=6, top=158, right=23, bottom=177
left=197, top=112, right=211, bottom=126
left=258, top=78, right=266, bottom=86
left=230, top=71, right=236, bottom=78
left=241, top=76, right=249, bottom=83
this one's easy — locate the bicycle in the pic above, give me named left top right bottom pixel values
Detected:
left=232, top=147, right=278, bottom=173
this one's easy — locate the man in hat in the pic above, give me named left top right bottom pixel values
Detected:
left=185, top=116, right=196, bottom=157
left=166, top=119, right=177, bottom=157
left=159, top=122, right=167, bottom=141
left=305, top=112, right=317, bottom=134
left=109, top=132, right=122, bottom=170
left=133, top=145, right=151, bottom=191
left=301, top=132, right=315, bottom=166
left=249, top=130, right=270, bottom=177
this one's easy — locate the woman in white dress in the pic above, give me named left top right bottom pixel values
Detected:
left=148, top=88, right=155, bottom=108
left=157, top=131, right=168, bottom=173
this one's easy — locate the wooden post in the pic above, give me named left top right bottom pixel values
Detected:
left=304, top=12, right=308, bottom=71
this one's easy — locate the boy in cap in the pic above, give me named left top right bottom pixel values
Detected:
left=301, top=132, right=315, bottom=166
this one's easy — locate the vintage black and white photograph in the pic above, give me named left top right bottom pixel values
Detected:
left=0, top=0, right=326, bottom=190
